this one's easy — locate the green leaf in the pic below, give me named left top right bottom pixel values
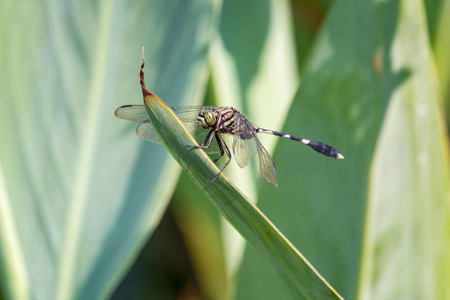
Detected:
left=141, top=76, right=342, bottom=299
left=358, top=0, right=450, bottom=298
left=426, top=0, right=450, bottom=117
left=236, top=0, right=450, bottom=299
left=209, top=0, right=299, bottom=287
left=0, top=0, right=216, bottom=299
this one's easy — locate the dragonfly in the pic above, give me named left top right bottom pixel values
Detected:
left=115, top=105, right=344, bottom=186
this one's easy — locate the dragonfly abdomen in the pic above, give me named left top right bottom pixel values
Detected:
left=258, top=128, right=307, bottom=143
left=307, top=141, right=344, bottom=159
left=257, top=128, right=344, bottom=159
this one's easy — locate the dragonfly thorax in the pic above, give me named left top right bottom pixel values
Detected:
left=197, top=109, right=217, bottom=129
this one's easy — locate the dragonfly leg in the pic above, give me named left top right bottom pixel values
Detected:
left=212, top=134, right=225, bottom=163
left=210, top=134, right=232, bottom=184
left=188, top=129, right=214, bottom=149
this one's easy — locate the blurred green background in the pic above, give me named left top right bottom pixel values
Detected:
left=0, top=0, right=449, bottom=299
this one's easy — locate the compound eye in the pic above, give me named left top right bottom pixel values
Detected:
left=197, top=111, right=210, bottom=129
left=204, top=111, right=216, bottom=126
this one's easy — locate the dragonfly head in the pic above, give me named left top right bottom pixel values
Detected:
left=197, top=109, right=216, bottom=129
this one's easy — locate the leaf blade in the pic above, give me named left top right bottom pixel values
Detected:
left=0, top=0, right=216, bottom=299
left=141, top=82, right=342, bottom=299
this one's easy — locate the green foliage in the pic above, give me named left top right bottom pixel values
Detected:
left=140, top=81, right=342, bottom=298
left=236, top=0, right=450, bottom=299
left=0, top=0, right=449, bottom=299
left=0, top=0, right=216, bottom=299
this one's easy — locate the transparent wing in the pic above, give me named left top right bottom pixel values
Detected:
left=115, top=104, right=219, bottom=124
left=255, top=138, right=277, bottom=186
left=136, top=121, right=162, bottom=144
left=115, top=105, right=149, bottom=122
left=232, top=113, right=258, bottom=168
left=117, top=104, right=220, bottom=154
left=231, top=113, right=277, bottom=184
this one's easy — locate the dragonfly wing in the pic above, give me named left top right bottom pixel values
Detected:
left=115, top=105, right=221, bottom=126
left=114, top=105, right=161, bottom=143
left=232, top=114, right=257, bottom=168
left=118, top=105, right=219, bottom=154
left=115, top=105, right=217, bottom=123
left=232, top=115, right=276, bottom=184
left=255, top=138, right=277, bottom=186
left=115, top=105, right=149, bottom=122
left=136, top=121, right=162, bottom=144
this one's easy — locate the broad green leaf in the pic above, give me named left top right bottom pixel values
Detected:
left=0, top=0, right=216, bottom=299
left=290, top=0, right=327, bottom=71
left=141, top=76, right=342, bottom=299
left=425, top=0, right=450, bottom=118
left=236, top=0, right=380, bottom=297
left=209, top=0, right=299, bottom=288
left=171, top=173, right=228, bottom=300
left=358, top=0, right=450, bottom=298
left=236, top=0, right=450, bottom=299
left=211, top=0, right=298, bottom=163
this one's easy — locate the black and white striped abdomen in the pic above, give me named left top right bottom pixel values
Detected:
left=257, top=128, right=344, bottom=159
